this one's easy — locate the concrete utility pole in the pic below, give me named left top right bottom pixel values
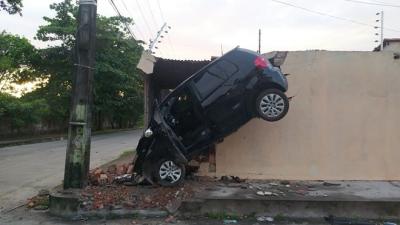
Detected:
left=63, top=0, right=97, bottom=189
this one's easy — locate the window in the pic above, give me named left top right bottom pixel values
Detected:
left=192, top=60, right=238, bottom=99
left=208, top=60, right=238, bottom=79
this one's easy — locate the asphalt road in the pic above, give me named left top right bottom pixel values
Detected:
left=0, top=129, right=142, bottom=213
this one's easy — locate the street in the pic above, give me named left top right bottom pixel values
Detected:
left=0, top=130, right=142, bottom=213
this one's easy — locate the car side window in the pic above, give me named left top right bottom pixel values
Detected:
left=208, top=60, right=238, bottom=79
left=192, top=60, right=238, bottom=100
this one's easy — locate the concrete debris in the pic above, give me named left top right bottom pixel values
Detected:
left=280, top=180, right=290, bottom=185
left=323, top=181, right=341, bottom=187
left=107, top=164, right=117, bottom=174
left=263, top=191, right=273, bottom=196
left=223, top=219, right=238, bottom=224
left=384, top=222, right=397, bottom=225
left=114, top=174, right=132, bottom=184
left=220, top=176, right=245, bottom=183
left=89, top=163, right=134, bottom=186
left=256, top=191, right=265, bottom=196
left=257, top=216, right=274, bottom=222
left=26, top=195, right=49, bottom=210
left=98, top=174, right=108, bottom=185
left=165, top=215, right=176, bottom=223
left=80, top=181, right=193, bottom=211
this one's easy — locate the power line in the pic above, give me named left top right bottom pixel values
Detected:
left=153, top=0, right=177, bottom=58
left=268, top=0, right=400, bottom=33
left=156, top=0, right=165, bottom=22
left=144, top=0, right=160, bottom=28
left=344, top=0, right=400, bottom=8
left=108, top=0, right=137, bottom=39
left=120, top=0, right=147, bottom=42
left=134, top=0, right=155, bottom=41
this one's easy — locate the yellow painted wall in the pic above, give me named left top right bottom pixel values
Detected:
left=213, top=51, right=400, bottom=180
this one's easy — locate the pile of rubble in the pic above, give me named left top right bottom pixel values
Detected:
left=81, top=163, right=194, bottom=212
left=27, top=189, right=50, bottom=210
left=80, top=184, right=193, bottom=211
left=88, top=163, right=134, bottom=186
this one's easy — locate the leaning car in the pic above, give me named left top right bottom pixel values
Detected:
left=133, top=47, right=289, bottom=186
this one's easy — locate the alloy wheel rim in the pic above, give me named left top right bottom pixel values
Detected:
left=260, top=93, right=285, bottom=118
left=159, top=160, right=182, bottom=183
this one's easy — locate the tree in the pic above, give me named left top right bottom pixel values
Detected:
left=32, top=0, right=144, bottom=129
left=0, top=92, right=49, bottom=134
left=0, top=0, right=22, bottom=15
left=0, top=31, right=38, bottom=92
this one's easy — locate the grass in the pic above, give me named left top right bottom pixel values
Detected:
left=205, top=212, right=241, bottom=220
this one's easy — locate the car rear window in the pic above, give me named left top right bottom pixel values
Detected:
left=192, top=60, right=238, bottom=100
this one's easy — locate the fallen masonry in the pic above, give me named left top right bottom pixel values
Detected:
left=42, top=162, right=400, bottom=220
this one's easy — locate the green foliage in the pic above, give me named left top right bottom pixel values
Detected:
left=1, top=0, right=144, bottom=136
left=0, top=92, right=49, bottom=131
left=32, top=0, right=143, bottom=129
left=0, top=31, right=38, bottom=91
left=0, top=0, right=22, bottom=15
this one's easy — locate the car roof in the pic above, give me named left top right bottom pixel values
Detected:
left=160, top=47, right=260, bottom=102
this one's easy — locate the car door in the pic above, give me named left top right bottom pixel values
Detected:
left=191, top=59, right=248, bottom=135
left=162, top=87, right=212, bottom=151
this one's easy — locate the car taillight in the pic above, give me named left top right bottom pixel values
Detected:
left=254, top=56, right=268, bottom=69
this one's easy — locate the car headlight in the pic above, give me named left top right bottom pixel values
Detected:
left=144, top=128, right=153, bottom=138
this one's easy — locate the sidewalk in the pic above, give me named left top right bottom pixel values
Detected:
left=0, top=128, right=140, bottom=148
left=180, top=179, right=400, bottom=220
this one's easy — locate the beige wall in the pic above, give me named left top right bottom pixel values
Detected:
left=212, top=51, right=400, bottom=180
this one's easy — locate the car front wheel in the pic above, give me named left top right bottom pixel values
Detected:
left=155, top=159, right=185, bottom=186
left=256, top=89, right=289, bottom=121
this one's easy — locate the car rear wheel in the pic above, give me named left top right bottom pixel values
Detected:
left=256, top=89, right=289, bottom=121
left=155, top=159, right=185, bottom=186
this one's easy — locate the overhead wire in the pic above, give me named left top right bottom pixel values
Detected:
left=120, top=0, right=147, bottom=42
left=156, top=0, right=165, bottom=22
left=144, top=0, right=160, bottom=28
left=153, top=0, right=177, bottom=58
left=108, top=0, right=137, bottom=39
left=268, top=0, right=400, bottom=33
left=344, top=0, right=400, bottom=8
left=134, top=0, right=155, bottom=41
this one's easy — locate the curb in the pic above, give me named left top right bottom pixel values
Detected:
left=179, top=198, right=400, bottom=220
left=0, top=128, right=141, bottom=148
left=72, top=209, right=169, bottom=220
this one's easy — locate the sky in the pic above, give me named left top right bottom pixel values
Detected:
left=0, top=0, right=400, bottom=60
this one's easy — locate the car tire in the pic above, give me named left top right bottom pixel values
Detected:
left=154, top=158, right=185, bottom=187
left=256, top=89, right=289, bottom=121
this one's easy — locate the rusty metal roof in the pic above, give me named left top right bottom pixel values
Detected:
left=152, top=58, right=211, bottom=89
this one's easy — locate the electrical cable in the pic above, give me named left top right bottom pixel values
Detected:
left=144, top=0, right=160, bottom=28
left=120, top=0, right=147, bottom=42
left=134, top=0, right=155, bottom=39
left=268, top=0, right=400, bottom=33
left=108, top=0, right=137, bottom=39
left=153, top=0, right=177, bottom=58
left=344, top=0, right=400, bottom=8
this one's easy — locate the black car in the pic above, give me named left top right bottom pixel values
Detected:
left=133, top=47, right=289, bottom=186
